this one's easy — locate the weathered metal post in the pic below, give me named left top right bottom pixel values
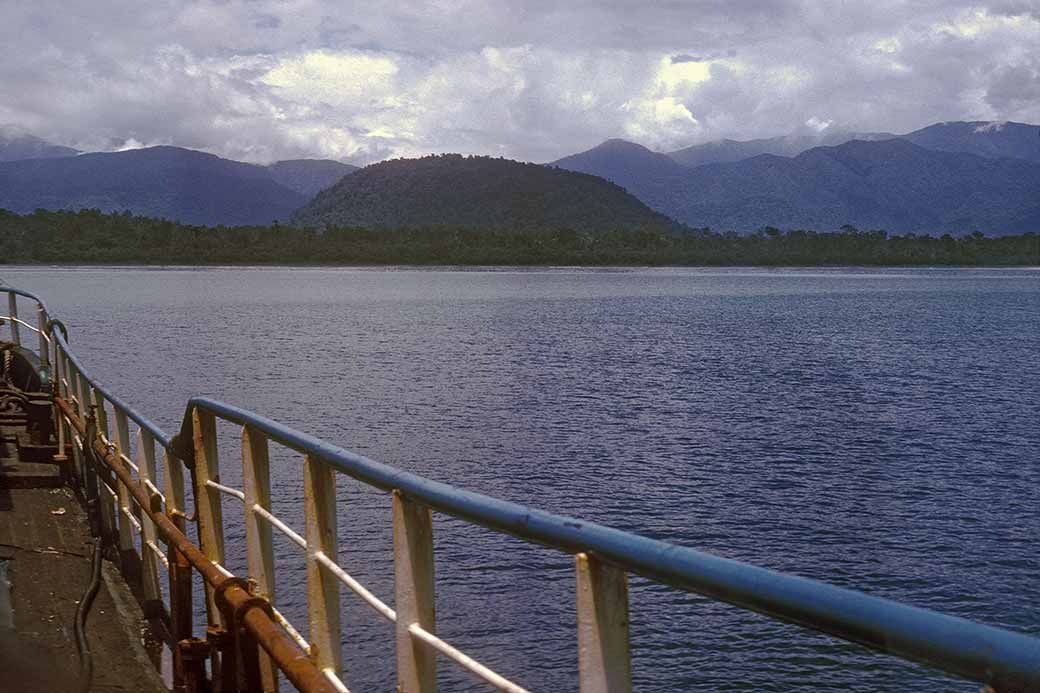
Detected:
left=176, top=639, right=212, bottom=693
left=393, top=490, right=437, bottom=693
left=36, top=304, right=49, bottom=370
left=65, top=360, right=86, bottom=485
left=82, top=406, right=103, bottom=537
left=136, top=428, right=164, bottom=611
left=575, top=553, right=631, bottom=693
left=114, top=410, right=139, bottom=566
left=192, top=406, right=227, bottom=688
left=51, top=346, right=68, bottom=469
left=165, top=449, right=196, bottom=692
left=242, top=426, right=279, bottom=692
left=77, top=370, right=94, bottom=487
left=232, top=620, right=264, bottom=693
left=192, top=406, right=226, bottom=627
left=91, top=386, right=119, bottom=549
left=303, top=453, right=342, bottom=680
left=6, top=292, right=19, bottom=345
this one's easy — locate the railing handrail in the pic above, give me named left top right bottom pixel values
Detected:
left=177, top=397, right=1040, bottom=690
left=5, top=284, right=1040, bottom=692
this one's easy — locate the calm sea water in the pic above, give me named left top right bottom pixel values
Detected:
left=5, top=266, right=1039, bottom=691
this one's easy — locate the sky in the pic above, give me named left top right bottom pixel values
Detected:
left=1, top=1, right=1038, bottom=165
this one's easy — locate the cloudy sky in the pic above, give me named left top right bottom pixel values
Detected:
left=1, top=1, right=1038, bottom=164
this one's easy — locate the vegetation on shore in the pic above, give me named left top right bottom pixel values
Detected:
left=2, top=209, right=1037, bottom=266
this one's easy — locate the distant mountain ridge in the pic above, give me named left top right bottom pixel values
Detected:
left=554, top=138, right=1040, bottom=234
left=675, top=139, right=1040, bottom=233
left=664, top=120, right=1040, bottom=167
left=549, top=120, right=1040, bottom=234
left=2, top=120, right=1037, bottom=234
left=265, top=159, right=357, bottom=197
left=901, top=121, right=1040, bottom=163
left=0, top=146, right=308, bottom=226
left=0, top=126, right=79, bottom=161
left=550, top=139, right=690, bottom=214
left=667, top=130, right=896, bottom=167
left=0, top=144, right=359, bottom=226
left=293, top=154, right=678, bottom=232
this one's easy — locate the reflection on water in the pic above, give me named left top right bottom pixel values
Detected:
left=7, top=266, right=1039, bottom=692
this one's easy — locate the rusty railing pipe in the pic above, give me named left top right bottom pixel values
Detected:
left=54, top=394, right=336, bottom=693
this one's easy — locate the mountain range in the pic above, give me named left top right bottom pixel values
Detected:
left=668, top=130, right=897, bottom=167
left=668, top=139, right=1040, bottom=234
left=0, top=120, right=1037, bottom=233
left=0, top=146, right=355, bottom=226
left=664, top=121, right=1039, bottom=166
left=553, top=121, right=1040, bottom=234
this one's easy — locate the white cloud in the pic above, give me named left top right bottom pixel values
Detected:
left=261, top=50, right=401, bottom=109
left=0, top=1, right=1037, bottom=163
left=805, top=116, right=833, bottom=133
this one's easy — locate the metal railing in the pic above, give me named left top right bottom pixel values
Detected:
left=4, top=285, right=1040, bottom=693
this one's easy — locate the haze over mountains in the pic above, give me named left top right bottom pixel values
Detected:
left=0, top=126, right=80, bottom=161
left=664, top=121, right=1040, bottom=167
left=668, top=130, right=897, bottom=167
left=0, top=120, right=1037, bottom=234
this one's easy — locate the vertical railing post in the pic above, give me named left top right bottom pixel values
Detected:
left=242, top=426, right=278, bottom=692
left=66, top=356, right=84, bottom=482
left=392, top=490, right=436, bottom=693
left=575, top=553, right=631, bottom=693
left=52, top=344, right=68, bottom=467
left=67, top=364, right=86, bottom=484
left=91, top=387, right=118, bottom=547
left=136, top=428, right=164, bottom=610
left=6, top=292, right=19, bottom=345
left=75, top=369, right=92, bottom=483
left=303, top=454, right=342, bottom=679
left=75, top=370, right=89, bottom=422
left=192, top=406, right=225, bottom=627
left=164, top=449, right=195, bottom=691
left=36, top=305, right=49, bottom=370
left=114, top=410, right=138, bottom=558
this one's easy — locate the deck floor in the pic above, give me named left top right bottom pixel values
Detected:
left=1, top=426, right=167, bottom=692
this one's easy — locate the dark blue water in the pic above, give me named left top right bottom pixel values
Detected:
left=6, top=266, right=1039, bottom=691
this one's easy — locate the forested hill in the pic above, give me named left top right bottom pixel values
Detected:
left=292, top=154, right=679, bottom=232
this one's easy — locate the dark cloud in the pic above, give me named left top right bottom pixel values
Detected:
left=0, top=1, right=1037, bottom=163
left=986, top=63, right=1040, bottom=111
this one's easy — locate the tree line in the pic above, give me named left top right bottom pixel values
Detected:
left=1, top=209, right=1037, bottom=266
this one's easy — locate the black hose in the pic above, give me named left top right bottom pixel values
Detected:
left=74, top=536, right=103, bottom=693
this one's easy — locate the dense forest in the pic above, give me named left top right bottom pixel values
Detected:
left=293, top=153, right=677, bottom=232
left=1, top=209, right=1037, bottom=266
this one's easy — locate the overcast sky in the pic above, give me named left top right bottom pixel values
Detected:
left=1, top=1, right=1037, bottom=164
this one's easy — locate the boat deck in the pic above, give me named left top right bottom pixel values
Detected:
left=0, top=415, right=166, bottom=692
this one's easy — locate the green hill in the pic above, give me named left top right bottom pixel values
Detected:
left=292, top=154, right=679, bottom=231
